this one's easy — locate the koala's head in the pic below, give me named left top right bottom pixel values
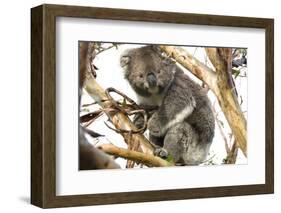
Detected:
left=120, top=45, right=175, bottom=97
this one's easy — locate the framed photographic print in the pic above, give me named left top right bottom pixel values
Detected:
left=31, top=4, right=274, bottom=208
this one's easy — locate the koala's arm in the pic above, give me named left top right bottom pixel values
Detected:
left=148, top=83, right=196, bottom=137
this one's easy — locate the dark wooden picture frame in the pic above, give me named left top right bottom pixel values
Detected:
left=31, top=4, right=274, bottom=208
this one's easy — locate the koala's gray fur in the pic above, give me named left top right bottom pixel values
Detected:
left=120, top=45, right=215, bottom=165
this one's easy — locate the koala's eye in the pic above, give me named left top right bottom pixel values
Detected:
left=139, top=74, right=143, bottom=78
left=157, top=70, right=161, bottom=74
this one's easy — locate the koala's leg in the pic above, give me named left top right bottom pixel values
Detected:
left=148, top=134, right=169, bottom=159
left=163, top=122, right=211, bottom=165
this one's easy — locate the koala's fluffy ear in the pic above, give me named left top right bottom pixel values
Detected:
left=120, top=55, right=131, bottom=79
left=120, top=55, right=130, bottom=68
left=120, top=49, right=132, bottom=79
left=120, top=48, right=132, bottom=71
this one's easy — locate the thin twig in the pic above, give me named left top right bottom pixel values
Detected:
left=211, top=102, right=230, bottom=154
left=81, top=99, right=108, bottom=107
left=80, top=110, right=103, bottom=123
left=201, top=154, right=216, bottom=164
left=224, top=141, right=238, bottom=164
left=103, top=87, right=148, bottom=134
left=95, top=44, right=118, bottom=55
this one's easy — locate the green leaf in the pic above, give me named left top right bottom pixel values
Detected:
left=121, top=98, right=127, bottom=107
left=166, top=154, right=174, bottom=163
left=232, top=69, right=240, bottom=79
left=234, top=70, right=240, bottom=79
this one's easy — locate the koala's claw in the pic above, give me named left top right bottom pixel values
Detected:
left=154, top=147, right=169, bottom=159
left=147, top=119, right=163, bottom=137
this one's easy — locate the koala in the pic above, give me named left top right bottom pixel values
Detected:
left=120, top=45, right=215, bottom=165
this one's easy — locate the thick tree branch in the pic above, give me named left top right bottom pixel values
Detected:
left=159, top=45, right=247, bottom=157
left=79, top=129, right=120, bottom=170
left=159, top=45, right=217, bottom=88
left=79, top=143, right=121, bottom=170
left=99, top=144, right=172, bottom=167
left=206, top=48, right=247, bottom=156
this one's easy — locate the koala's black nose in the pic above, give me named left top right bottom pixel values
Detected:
left=147, top=73, right=157, bottom=87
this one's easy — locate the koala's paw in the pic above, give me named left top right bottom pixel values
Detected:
left=147, top=116, right=163, bottom=137
left=154, top=147, right=169, bottom=159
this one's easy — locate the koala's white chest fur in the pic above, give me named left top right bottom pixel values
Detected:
left=136, top=93, right=165, bottom=107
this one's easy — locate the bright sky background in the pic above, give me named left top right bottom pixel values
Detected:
left=80, top=43, right=247, bottom=168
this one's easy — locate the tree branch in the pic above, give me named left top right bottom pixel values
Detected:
left=159, top=45, right=217, bottom=88
left=99, top=144, right=172, bottom=167
left=159, top=45, right=247, bottom=157
left=79, top=129, right=120, bottom=170
left=206, top=48, right=247, bottom=156
left=224, top=141, right=238, bottom=164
